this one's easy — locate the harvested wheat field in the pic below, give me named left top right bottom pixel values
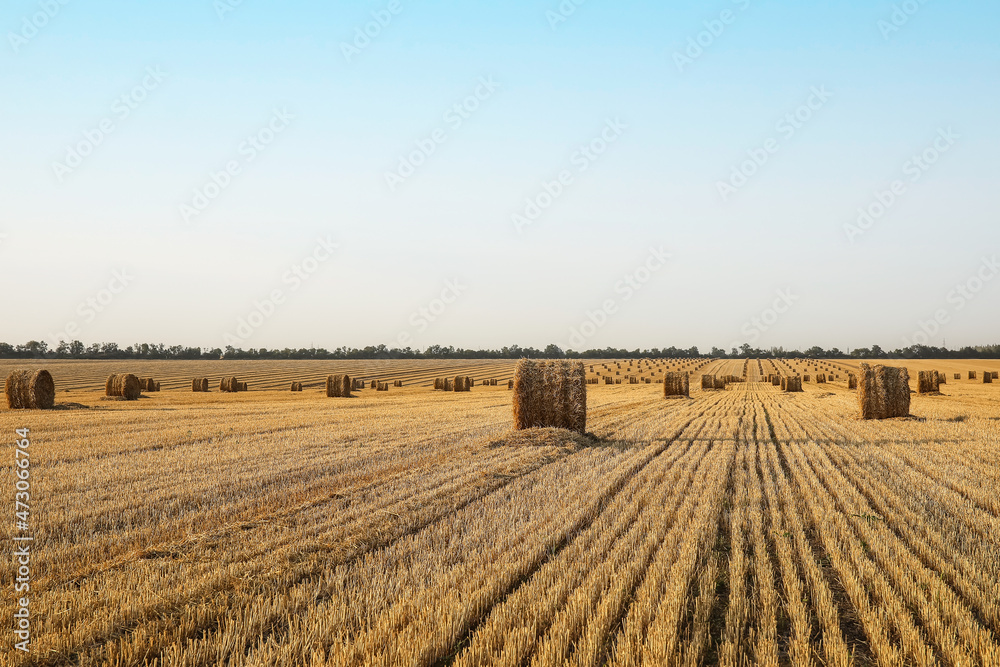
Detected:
left=2, top=359, right=1000, bottom=666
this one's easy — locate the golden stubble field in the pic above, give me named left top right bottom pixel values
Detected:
left=2, top=358, right=1000, bottom=666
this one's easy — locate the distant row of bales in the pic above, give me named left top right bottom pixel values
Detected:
left=5, top=364, right=998, bottom=429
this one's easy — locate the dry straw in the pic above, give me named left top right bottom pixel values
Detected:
left=917, top=370, right=941, bottom=394
left=290, top=382, right=303, bottom=392
left=969, top=371, right=977, bottom=380
left=848, top=374, right=858, bottom=390
left=663, top=372, right=689, bottom=398
left=220, top=377, right=241, bottom=393
left=512, top=359, right=586, bottom=434
left=984, top=372, right=994, bottom=385
left=106, top=374, right=141, bottom=400
left=5, top=370, right=55, bottom=409
left=782, top=376, right=803, bottom=393
left=858, top=363, right=910, bottom=419
left=326, top=375, right=352, bottom=397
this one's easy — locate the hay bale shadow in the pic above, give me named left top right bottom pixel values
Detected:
left=486, top=427, right=612, bottom=451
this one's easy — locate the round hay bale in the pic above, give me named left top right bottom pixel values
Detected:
left=326, top=374, right=352, bottom=397
left=106, top=373, right=141, bottom=400
left=5, top=370, right=55, bottom=409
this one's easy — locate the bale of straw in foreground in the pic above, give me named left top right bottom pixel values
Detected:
left=326, top=375, right=352, bottom=397
left=512, top=360, right=586, bottom=434
left=5, top=370, right=55, bottom=409
left=858, top=363, right=910, bottom=419
left=663, top=372, right=689, bottom=398
left=783, top=376, right=803, bottom=393
left=106, top=374, right=141, bottom=400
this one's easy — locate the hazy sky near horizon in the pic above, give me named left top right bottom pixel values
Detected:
left=2, top=0, right=998, bottom=353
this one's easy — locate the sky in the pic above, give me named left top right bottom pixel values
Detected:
left=2, top=0, right=998, bottom=353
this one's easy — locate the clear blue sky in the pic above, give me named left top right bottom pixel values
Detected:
left=3, top=0, right=998, bottom=352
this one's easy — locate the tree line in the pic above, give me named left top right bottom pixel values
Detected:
left=3, top=340, right=1000, bottom=360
